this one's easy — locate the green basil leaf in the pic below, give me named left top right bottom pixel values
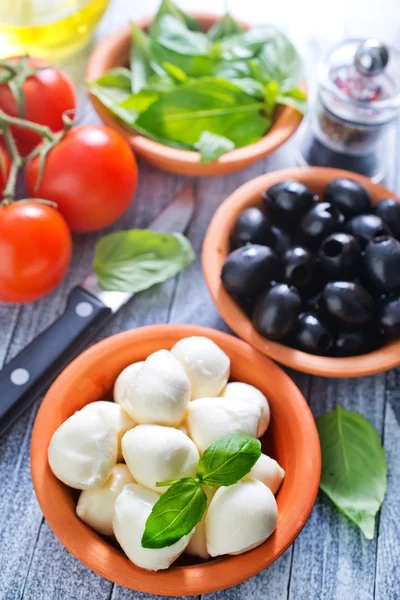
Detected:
left=88, top=68, right=136, bottom=122
left=195, top=131, right=235, bottom=163
left=150, top=15, right=216, bottom=78
left=264, top=80, right=280, bottom=116
left=198, top=433, right=261, bottom=486
left=135, top=77, right=270, bottom=150
left=207, top=13, right=244, bottom=42
left=141, top=477, right=207, bottom=549
left=316, top=405, right=387, bottom=540
left=257, top=32, right=303, bottom=92
left=93, top=230, right=195, bottom=293
left=277, top=87, right=308, bottom=114
left=162, top=62, right=187, bottom=83
left=230, top=77, right=265, bottom=99
left=130, top=23, right=154, bottom=93
left=151, top=0, right=201, bottom=33
left=220, top=25, right=279, bottom=60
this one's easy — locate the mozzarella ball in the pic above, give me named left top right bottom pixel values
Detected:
left=205, top=479, right=278, bottom=557
left=122, top=350, right=191, bottom=426
left=171, top=336, right=230, bottom=399
left=185, top=485, right=215, bottom=559
left=187, top=397, right=260, bottom=454
left=48, top=408, right=118, bottom=490
left=122, top=425, right=199, bottom=492
left=76, top=464, right=135, bottom=536
left=113, top=361, right=144, bottom=405
left=247, top=453, right=285, bottom=494
left=113, top=483, right=192, bottom=570
left=221, top=382, right=270, bottom=437
left=81, top=401, right=135, bottom=462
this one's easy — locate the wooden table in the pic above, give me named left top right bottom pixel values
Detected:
left=1, top=1, right=399, bottom=598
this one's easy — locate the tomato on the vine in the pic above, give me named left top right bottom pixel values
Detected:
left=25, top=125, right=138, bottom=232
left=0, top=202, right=72, bottom=304
left=0, top=57, right=76, bottom=156
left=0, top=146, right=10, bottom=193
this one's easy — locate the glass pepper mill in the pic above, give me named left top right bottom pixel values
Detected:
left=299, top=38, right=400, bottom=182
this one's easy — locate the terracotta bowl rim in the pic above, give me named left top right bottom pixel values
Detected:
left=85, top=12, right=304, bottom=170
left=30, top=323, right=320, bottom=596
left=202, top=166, right=400, bottom=378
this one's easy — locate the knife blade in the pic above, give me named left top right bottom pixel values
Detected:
left=0, top=184, right=195, bottom=436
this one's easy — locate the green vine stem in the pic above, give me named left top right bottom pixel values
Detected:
left=0, top=108, right=73, bottom=205
left=1, top=125, right=23, bottom=205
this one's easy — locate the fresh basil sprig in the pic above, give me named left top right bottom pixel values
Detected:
left=198, top=432, right=261, bottom=487
left=141, top=433, right=261, bottom=549
left=316, top=405, right=387, bottom=539
left=93, top=229, right=195, bottom=293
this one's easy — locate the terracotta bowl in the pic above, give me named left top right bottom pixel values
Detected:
left=202, top=167, right=400, bottom=378
left=86, top=14, right=304, bottom=177
left=31, top=324, right=320, bottom=596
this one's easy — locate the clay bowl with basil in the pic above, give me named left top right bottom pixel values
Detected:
left=202, top=166, right=400, bottom=378
left=31, top=323, right=320, bottom=596
left=86, top=13, right=304, bottom=177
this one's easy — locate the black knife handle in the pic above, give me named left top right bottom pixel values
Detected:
left=0, top=286, right=112, bottom=434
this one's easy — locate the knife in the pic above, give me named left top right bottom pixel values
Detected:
left=0, top=184, right=195, bottom=436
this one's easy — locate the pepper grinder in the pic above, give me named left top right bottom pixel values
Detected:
left=299, top=38, right=400, bottom=182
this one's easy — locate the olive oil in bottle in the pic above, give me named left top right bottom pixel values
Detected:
left=0, top=0, right=110, bottom=60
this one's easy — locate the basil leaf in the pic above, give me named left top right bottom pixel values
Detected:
left=88, top=68, right=136, bottom=123
left=142, top=477, right=207, bottom=549
left=195, top=131, right=234, bottom=163
left=130, top=23, right=154, bottom=93
left=93, top=230, right=195, bottom=293
left=230, top=77, right=265, bottom=99
left=316, top=405, right=387, bottom=539
left=162, top=62, right=187, bottom=83
left=151, top=0, right=201, bottom=33
left=277, top=87, right=307, bottom=114
left=150, top=15, right=216, bottom=78
left=207, top=13, right=244, bottom=42
left=135, top=77, right=270, bottom=150
left=257, top=32, right=303, bottom=92
left=198, top=433, right=261, bottom=486
left=220, top=25, right=279, bottom=60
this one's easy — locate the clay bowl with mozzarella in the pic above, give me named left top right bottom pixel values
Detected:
left=31, top=324, right=320, bottom=596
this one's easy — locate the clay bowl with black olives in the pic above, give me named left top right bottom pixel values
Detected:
left=202, top=166, right=400, bottom=377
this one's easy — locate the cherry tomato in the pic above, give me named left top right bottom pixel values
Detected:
left=0, top=57, right=76, bottom=156
left=0, top=202, right=72, bottom=304
left=0, top=146, right=10, bottom=193
left=25, top=125, right=138, bottom=232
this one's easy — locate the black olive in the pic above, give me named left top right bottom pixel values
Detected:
left=363, top=235, right=400, bottom=294
left=292, top=312, right=334, bottom=354
left=283, top=246, right=316, bottom=288
left=300, top=202, right=345, bottom=248
left=333, top=328, right=382, bottom=356
left=374, top=198, right=400, bottom=240
left=320, top=281, right=375, bottom=326
left=270, top=225, right=292, bottom=256
left=324, top=178, right=371, bottom=218
left=318, top=233, right=361, bottom=279
left=345, top=214, right=389, bottom=247
left=253, top=283, right=301, bottom=340
left=378, top=295, right=400, bottom=338
left=221, top=244, right=279, bottom=297
left=262, top=180, right=316, bottom=223
left=230, top=207, right=274, bottom=248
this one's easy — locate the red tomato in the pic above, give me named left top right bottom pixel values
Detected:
left=0, top=202, right=72, bottom=304
left=0, top=147, right=10, bottom=193
left=0, top=57, right=76, bottom=156
left=25, top=125, right=138, bottom=232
